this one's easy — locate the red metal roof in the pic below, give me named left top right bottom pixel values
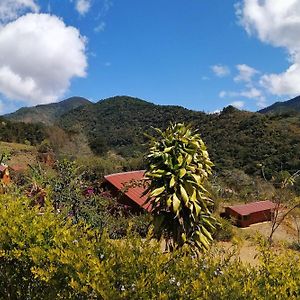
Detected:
left=104, top=170, right=151, bottom=212
left=227, top=200, right=276, bottom=216
left=9, top=165, right=25, bottom=172
left=0, top=165, right=7, bottom=172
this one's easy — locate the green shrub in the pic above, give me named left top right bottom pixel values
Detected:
left=289, top=241, right=300, bottom=252
left=1, top=194, right=300, bottom=299
left=213, top=218, right=235, bottom=242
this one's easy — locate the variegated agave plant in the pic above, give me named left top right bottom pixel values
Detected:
left=144, top=123, right=218, bottom=251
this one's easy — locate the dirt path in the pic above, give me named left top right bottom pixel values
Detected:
left=217, top=220, right=298, bottom=266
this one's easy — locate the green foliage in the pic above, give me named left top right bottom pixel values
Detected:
left=5, top=95, right=300, bottom=186
left=0, top=117, right=47, bottom=145
left=1, top=194, right=300, bottom=298
left=54, top=96, right=300, bottom=182
left=19, top=158, right=150, bottom=239
left=50, top=159, right=82, bottom=220
left=213, top=218, right=234, bottom=242
left=144, top=123, right=218, bottom=251
left=289, top=241, right=300, bottom=251
left=59, top=96, right=203, bottom=158
left=0, top=151, right=10, bottom=165
left=77, top=195, right=152, bottom=238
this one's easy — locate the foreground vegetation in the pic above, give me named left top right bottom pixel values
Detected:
left=0, top=194, right=300, bottom=299
left=1, top=118, right=300, bottom=298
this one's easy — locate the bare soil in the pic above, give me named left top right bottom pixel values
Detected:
left=217, top=219, right=298, bottom=266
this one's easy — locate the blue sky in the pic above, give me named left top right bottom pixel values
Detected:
left=0, top=0, right=300, bottom=113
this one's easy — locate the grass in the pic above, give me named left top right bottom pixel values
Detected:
left=0, top=141, right=37, bottom=167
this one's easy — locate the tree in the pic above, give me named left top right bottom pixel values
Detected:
left=265, top=169, right=300, bottom=245
left=50, top=159, right=83, bottom=221
left=0, top=152, right=10, bottom=165
left=144, top=123, right=218, bottom=251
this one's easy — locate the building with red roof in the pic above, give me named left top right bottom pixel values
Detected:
left=224, top=200, right=276, bottom=227
left=103, top=170, right=151, bottom=212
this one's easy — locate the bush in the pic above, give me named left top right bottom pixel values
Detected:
left=213, top=218, right=235, bottom=242
left=289, top=241, right=300, bottom=252
left=1, top=194, right=300, bottom=299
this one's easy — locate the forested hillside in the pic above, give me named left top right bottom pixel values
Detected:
left=3, top=95, right=300, bottom=178
left=0, top=117, right=46, bottom=145
left=57, top=96, right=300, bottom=178
left=5, top=96, right=91, bottom=125
left=259, top=95, right=300, bottom=114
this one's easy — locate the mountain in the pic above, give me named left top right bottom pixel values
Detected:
left=5, top=95, right=300, bottom=177
left=58, top=96, right=204, bottom=155
left=58, top=96, right=300, bottom=177
left=259, top=95, right=300, bottom=114
left=4, top=97, right=92, bottom=125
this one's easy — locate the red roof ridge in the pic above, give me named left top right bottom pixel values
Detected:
left=226, top=200, right=275, bottom=216
left=104, top=170, right=151, bottom=211
left=0, top=164, right=7, bottom=172
left=228, top=200, right=273, bottom=208
left=104, top=170, right=146, bottom=179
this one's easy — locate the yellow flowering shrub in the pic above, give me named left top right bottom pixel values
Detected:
left=0, top=194, right=300, bottom=299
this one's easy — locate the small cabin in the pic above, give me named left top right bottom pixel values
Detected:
left=103, top=170, right=151, bottom=212
left=0, top=165, right=10, bottom=184
left=224, top=200, right=276, bottom=227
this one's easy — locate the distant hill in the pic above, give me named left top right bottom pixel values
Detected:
left=5, top=95, right=300, bottom=177
left=58, top=96, right=204, bottom=156
left=58, top=96, right=300, bottom=177
left=4, top=97, right=92, bottom=125
left=259, top=95, right=300, bottom=114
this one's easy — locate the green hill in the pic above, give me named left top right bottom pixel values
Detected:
left=259, top=95, right=300, bottom=114
left=58, top=96, right=204, bottom=155
left=58, top=96, right=300, bottom=177
left=5, top=96, right=92, bottom=125
left=3, top=95, right=300, bottom=178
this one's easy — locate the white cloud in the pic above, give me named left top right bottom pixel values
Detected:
left=219, top=90, right=227, bottom=98
left=208, top=109, right=221, bottom=114
left=256, top=98, right=267, bottom=109
left=75, top=0, right=91, bottom=16
left=237, top=0, right=300, bottom=96
left=211, top=64, right=230, bottom=77
left=219, top=87, right=265, bottom=108
left=98, top=0, right=113, bottom=18
left=0, top=0, right=39, bottom=23
left=234, top=64, right=259, bottom=82
left=94, top=21, right=106, bottom=32
left=0, top=13, right=87, bottom=105
left=218, top=90, right=242, bottom=98
left=230, top=101, right=245, bottom=109
left=259, top=63, right=300, bottom=96
left=240, top=87, right=262, bottom=99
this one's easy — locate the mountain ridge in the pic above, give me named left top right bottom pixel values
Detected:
left=56, top=96, right=300, bottom=177
left=3, top=95, right=300, bottom=177
left=4, top=96, right=92, bottom=125
left=259, top=95, right=300, bottom=114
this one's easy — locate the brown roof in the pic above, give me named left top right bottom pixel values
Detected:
left=104, top=170, right=151, bottom=211
left=227, top=200, right=276, bottom=216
